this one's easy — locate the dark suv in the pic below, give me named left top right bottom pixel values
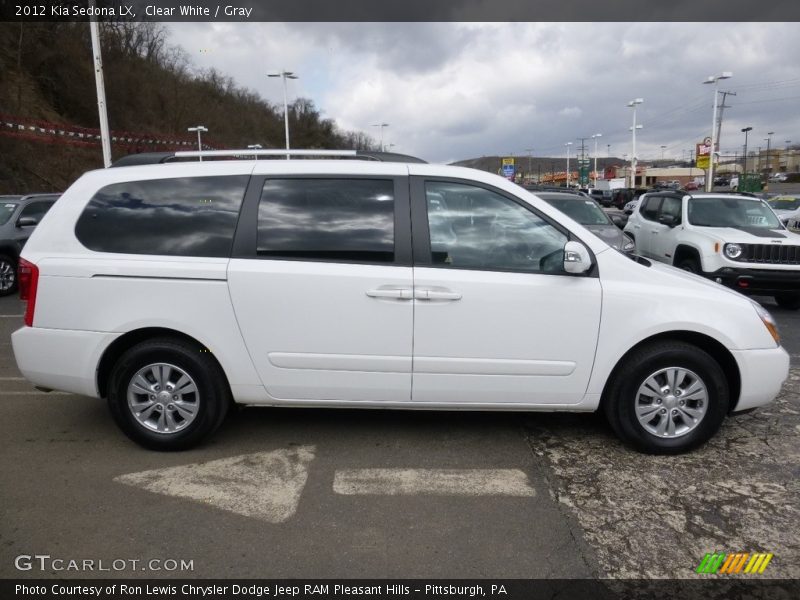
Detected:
left=0, top=194, right=60, bottom=296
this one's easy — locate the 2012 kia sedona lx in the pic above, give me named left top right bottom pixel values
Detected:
left=11, top=150, right=790, bottom=453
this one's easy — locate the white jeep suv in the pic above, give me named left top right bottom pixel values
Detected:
left=625, top=191, right=800, bottom=310
left=11, top=150, right=789, bottom=454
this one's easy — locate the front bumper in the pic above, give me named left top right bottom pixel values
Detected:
left=707, top=267, right=800, bottom=295
left=731, top=346, right=790, bottom=412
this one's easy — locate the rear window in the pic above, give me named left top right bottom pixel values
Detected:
left=75, top=176, right=248, bottom=257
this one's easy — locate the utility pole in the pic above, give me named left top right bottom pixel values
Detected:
left=628, top=98, right=644, bottom=188
left=703, top=72, right=732, bottom=192
left=716, top=91, right=736, bottom=148
left=88, top=1, right=111, bottom=168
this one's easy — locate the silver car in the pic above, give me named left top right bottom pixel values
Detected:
left=536, top=192, right=635, bottom=254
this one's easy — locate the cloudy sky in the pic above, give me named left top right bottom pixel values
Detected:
left=165, top=22, right=800, bottom=164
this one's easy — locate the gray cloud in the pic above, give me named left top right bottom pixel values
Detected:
left=163, top=22, right=800, bottom=164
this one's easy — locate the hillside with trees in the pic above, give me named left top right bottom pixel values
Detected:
left=0, top=22, right=377, bottom=193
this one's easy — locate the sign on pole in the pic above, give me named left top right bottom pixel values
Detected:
left=502, top=157, right=515, bottom=180
left=696, top=141, right=711, bottom=170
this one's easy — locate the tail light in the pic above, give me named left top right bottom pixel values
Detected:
left=17, top=258, right=39, bottom=327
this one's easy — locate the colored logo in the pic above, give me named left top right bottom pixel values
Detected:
left=696, top=552, right=773, bottom=575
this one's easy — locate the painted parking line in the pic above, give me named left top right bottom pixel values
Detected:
left=0, top=314, right=23, bottom=318
left=0, top=377, right=25, bottom=380
left=333, top=468, right=536, bottom=497
left=114, top=446, right=316, bottom=523
left=4, top=391, right=72, bottom=395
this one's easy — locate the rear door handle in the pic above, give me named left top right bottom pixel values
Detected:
left=366, top=287, right=413, bottom=300
left=415, top=288, right=462, bottom=301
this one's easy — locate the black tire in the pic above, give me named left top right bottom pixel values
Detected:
left=0, top=254, right=17, bottom=297
left=603, top=341, right=729, bottom=454
left=677, top=258, right=700, bottom=274
left=108, top=337, right=230, bottom=450
left=774, top=294, right=800, bottom=310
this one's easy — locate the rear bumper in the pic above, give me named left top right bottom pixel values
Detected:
left=708, top=267, right=800, bottom=295
left=11, top=326, right=118, bottom=398
left=730, top=346, right=790, bottom=412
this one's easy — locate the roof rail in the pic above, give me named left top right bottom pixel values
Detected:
left=111, top=149, right=427, bottom=167
left=175, top=149, right=357, bottom=159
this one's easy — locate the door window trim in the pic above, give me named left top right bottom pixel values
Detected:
left=231, top=174, right=412, bottom=267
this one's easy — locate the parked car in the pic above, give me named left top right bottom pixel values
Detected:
left=766, top=195, right=800, bottom=226
left=534, top=192, right=635, bottom=254
left=623, top=198, right=639, bottom=214
left=769, top=173, right=788, bottom=183
left=12, top=151, right=788, bottom=454
left=0, top=193, right=60, bottom=296
left=624, top=191, right=800, bottom=309
left=713, top=175, right=730, bottom=186
left=684, top=181, right=700, bottom=191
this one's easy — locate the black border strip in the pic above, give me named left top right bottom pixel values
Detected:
left=2, top=0, right=800, bottom=22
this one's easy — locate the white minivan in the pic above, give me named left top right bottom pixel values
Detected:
left=11, top=150, right=789, bottom=453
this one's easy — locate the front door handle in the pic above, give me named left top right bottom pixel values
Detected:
left=366, top=287, right=413, bottom=300
left=416, top=288, right=462, bottom=301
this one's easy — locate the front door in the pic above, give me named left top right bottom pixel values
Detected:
left=409, top=177, right=602, bottom=406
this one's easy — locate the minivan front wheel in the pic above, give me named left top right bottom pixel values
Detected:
left=604, top=341, right=729, bottom=454
left=108, top=338, right=229, bottom=450
left=0, top=254, right=17, bottom=296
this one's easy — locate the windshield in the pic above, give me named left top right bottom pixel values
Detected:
left=543, top=197, right=612, bottom=226
left=688, top=197, right=782, bottom=229
left=0, top=202, right=19, bottom=226
left=768, top=196, right=800, bottom=210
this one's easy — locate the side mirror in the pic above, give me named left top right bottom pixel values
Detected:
left=658, top=214, right=678, bottom=228
left=17, top=217, right=38, bottom=228
left=610, top=214, right=625, bottom=229
left=563, top=241, right=592, bottom=274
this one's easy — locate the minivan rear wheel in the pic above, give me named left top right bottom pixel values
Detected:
left=604, top=341, right=729, bottom=454
left=0, top=254, right=17, bottom=296
left=108, top=338, right=229, bottom=450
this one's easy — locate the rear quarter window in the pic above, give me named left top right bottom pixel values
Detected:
left=75, top=176, right=248, bottom=257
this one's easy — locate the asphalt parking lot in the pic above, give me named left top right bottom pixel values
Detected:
left=1, top=292, right=798, bottom=581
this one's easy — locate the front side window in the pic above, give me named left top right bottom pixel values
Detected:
left=425, top=181, right=567, bottom=273
left=688, top=197, right=782, bottom=229
left=768, top=196, right=800, bottom=210
left=257, top=179, right=395, bottom=263
left=660, top=197, right=682, bottom=220
left=75, top=176, right=248, bottom=257
left=19, top=201, right=54, bottom=223
left=640, top=196, right=662, bottom=221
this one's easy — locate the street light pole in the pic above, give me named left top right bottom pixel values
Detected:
left=660, top=145, right=666, bottom=161
left=372, top=123, right=389, bottom=151
left=187, top=126, right=208, bottom=161
left=591, top=134, right=602, bottom=187
left=268, top=70, right=299, bottom=159
left=627, top=98, right=643, bottom=188
left=703, top=71, right=732, bottom=191
left=565, top=142, right=573, bottom=187
left=741, top=126, right=752, bottom=177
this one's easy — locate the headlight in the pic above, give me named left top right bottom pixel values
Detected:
left=724, top=243, right=743, bottom=259
left=622, top=235, right=635, bottom=253
left=751, top=301, right=780, bottom=346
